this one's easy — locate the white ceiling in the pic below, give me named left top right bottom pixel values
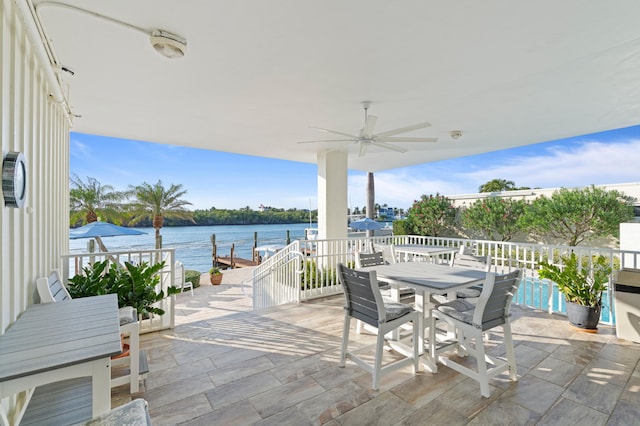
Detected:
left=32, top=0, right=640, bottom=172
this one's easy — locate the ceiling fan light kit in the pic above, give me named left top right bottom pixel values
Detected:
left=298, top=102, right=438, bottom=157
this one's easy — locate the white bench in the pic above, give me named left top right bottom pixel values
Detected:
left=36, top=270, right=148, bottom=393
left=20, top=379, right=151, bottom=425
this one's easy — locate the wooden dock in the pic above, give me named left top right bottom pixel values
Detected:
left=213, top=243, right=260, bottom=269
left=215, top=256, right=259, bottom=269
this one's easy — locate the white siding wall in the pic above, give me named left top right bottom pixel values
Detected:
left=1, top=0, right=69, bottom=334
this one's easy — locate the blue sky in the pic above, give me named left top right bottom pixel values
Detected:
left=70, top=125, right=640, bottom=211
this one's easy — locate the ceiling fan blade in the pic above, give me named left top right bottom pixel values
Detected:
left=358, top=143, right=368, bottom=157
left=310, top=127, right=359, bottom=139
left=297, top=139, right=356, bottom=144
left=374, top=121, right=432, bottom=138
left=361, top=115, right=377, bottom=138
left=373, top=141, right=407, bottom=153
left=377, top=136, right=438, bottom=142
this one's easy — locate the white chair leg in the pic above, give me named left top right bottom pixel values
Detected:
left=428, top=314, right=438, bottom=373
left=340, top=313, right=350, bottom=368
left=372, top=332, right=385, bottom=390
left=129, top=325, right=140, bottom=393
left=457, top=329, right=469, bottom=357
left=503, top=323, right=518, bottom=381
left=356, top=319, right=363, bottom=334
left=475, top=331, right=490, bottom=398
left=412, top=318, right=420, bottom=373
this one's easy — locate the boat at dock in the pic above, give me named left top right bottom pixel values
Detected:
left=304, top=223, right=393, bottom=240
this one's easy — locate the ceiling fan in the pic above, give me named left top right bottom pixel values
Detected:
left=298, top=101, right=438, bottom=157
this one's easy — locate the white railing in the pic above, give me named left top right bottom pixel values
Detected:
left=252, top=241, right=304, bottom=310
left=290, top=235, right=640, bottom=326
left=61, top=248, right=176, bottom=333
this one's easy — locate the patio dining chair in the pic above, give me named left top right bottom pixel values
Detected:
left=175, top=261, right=194, bottom=296
left=356, top=250, right=415, bottom=299
left=449, top=246, right=492, bottom=299
left=338, top=264, right=420, bottom=390
left=428, top=269, right=523, bottom=397
left=372, top=243, right=398, bottom=264
left=354, top=252, right=391, bottom=334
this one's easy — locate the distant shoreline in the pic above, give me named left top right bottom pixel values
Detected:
left=70, top=220, right=317, bottom=229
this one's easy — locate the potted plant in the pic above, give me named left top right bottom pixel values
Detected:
left=538, top=253, right=612, bottom=330
left=209, top=267, right=223, bottom=285
left=67, top=259, right=181, bottom=318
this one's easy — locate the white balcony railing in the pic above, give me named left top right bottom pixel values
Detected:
left=62, top=237, right=640, bottom=327
left=254, top=235, right=640, bottom=326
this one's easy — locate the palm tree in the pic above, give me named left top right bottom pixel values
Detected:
left=129, top=180, right=194, bottom=248
left=69, top=175, right=125, bottom=225
left=478, top=178, right=516, bottom=193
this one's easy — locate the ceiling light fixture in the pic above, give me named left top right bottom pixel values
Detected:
left=35, top=3, right=187, bottom=59
left=450, top=130, right=463, bottom=140
left=150, top=30, right=187, bottom=58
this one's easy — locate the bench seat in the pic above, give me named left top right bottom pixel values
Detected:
left=20, top=378, right=151, bottom=425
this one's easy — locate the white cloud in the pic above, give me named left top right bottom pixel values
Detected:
left=347, top=139, right=640, bottom=209
left=465, top=139, right=640, bottom=190
left=348, top=171, right=469, bottom=209
left=69, top=138, right=91, bottom=159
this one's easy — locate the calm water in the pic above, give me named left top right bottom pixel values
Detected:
left=516, top=277, right=613, bottom=323
left=69, top=223, right=311, bottom=272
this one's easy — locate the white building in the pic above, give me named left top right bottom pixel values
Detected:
left=449, top=182, right=640, bottom=214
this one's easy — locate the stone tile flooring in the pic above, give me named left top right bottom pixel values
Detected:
left=112, top=269, right=640, bottom=425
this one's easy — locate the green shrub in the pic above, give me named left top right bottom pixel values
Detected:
left=300, top=260, right=346, bottom=290
left=184, top=270, right=201, bottom=288
left=393, top=220, right=408, bottom=235
left=67, top=259, right=180, bottom=316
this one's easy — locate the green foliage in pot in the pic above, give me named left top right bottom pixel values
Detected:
left=538, top=253, right=612, bottom=307
left=209, top=267, right=222, bottom=275
left=68, top=259, right=180, bottom=316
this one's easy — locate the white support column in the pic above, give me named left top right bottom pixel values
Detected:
left=317, top=151, right=348, bottom=240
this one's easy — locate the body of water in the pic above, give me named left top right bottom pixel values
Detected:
left=69, top=223, right=312, bottom=272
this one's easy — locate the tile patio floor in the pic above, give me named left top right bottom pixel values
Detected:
left=112, top=268, right=640, bottom=425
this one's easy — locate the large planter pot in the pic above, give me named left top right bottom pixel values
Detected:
left=210, top=274, right=222, bottom=285
left=565, top=300, right=601, bottom=330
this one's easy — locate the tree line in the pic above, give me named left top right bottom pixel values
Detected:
left=71, top=174, right=637, bottom=249
left=70, top=175, right=316, bottom=248
left=403, top=184, right=636, bottom=247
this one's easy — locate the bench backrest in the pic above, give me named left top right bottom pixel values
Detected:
left=36, top=269, right=71, bottom=303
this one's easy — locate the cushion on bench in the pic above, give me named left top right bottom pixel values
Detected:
left=73, top=399, right=151, bottom=426
left=118, top=306, right=137, bottom=325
